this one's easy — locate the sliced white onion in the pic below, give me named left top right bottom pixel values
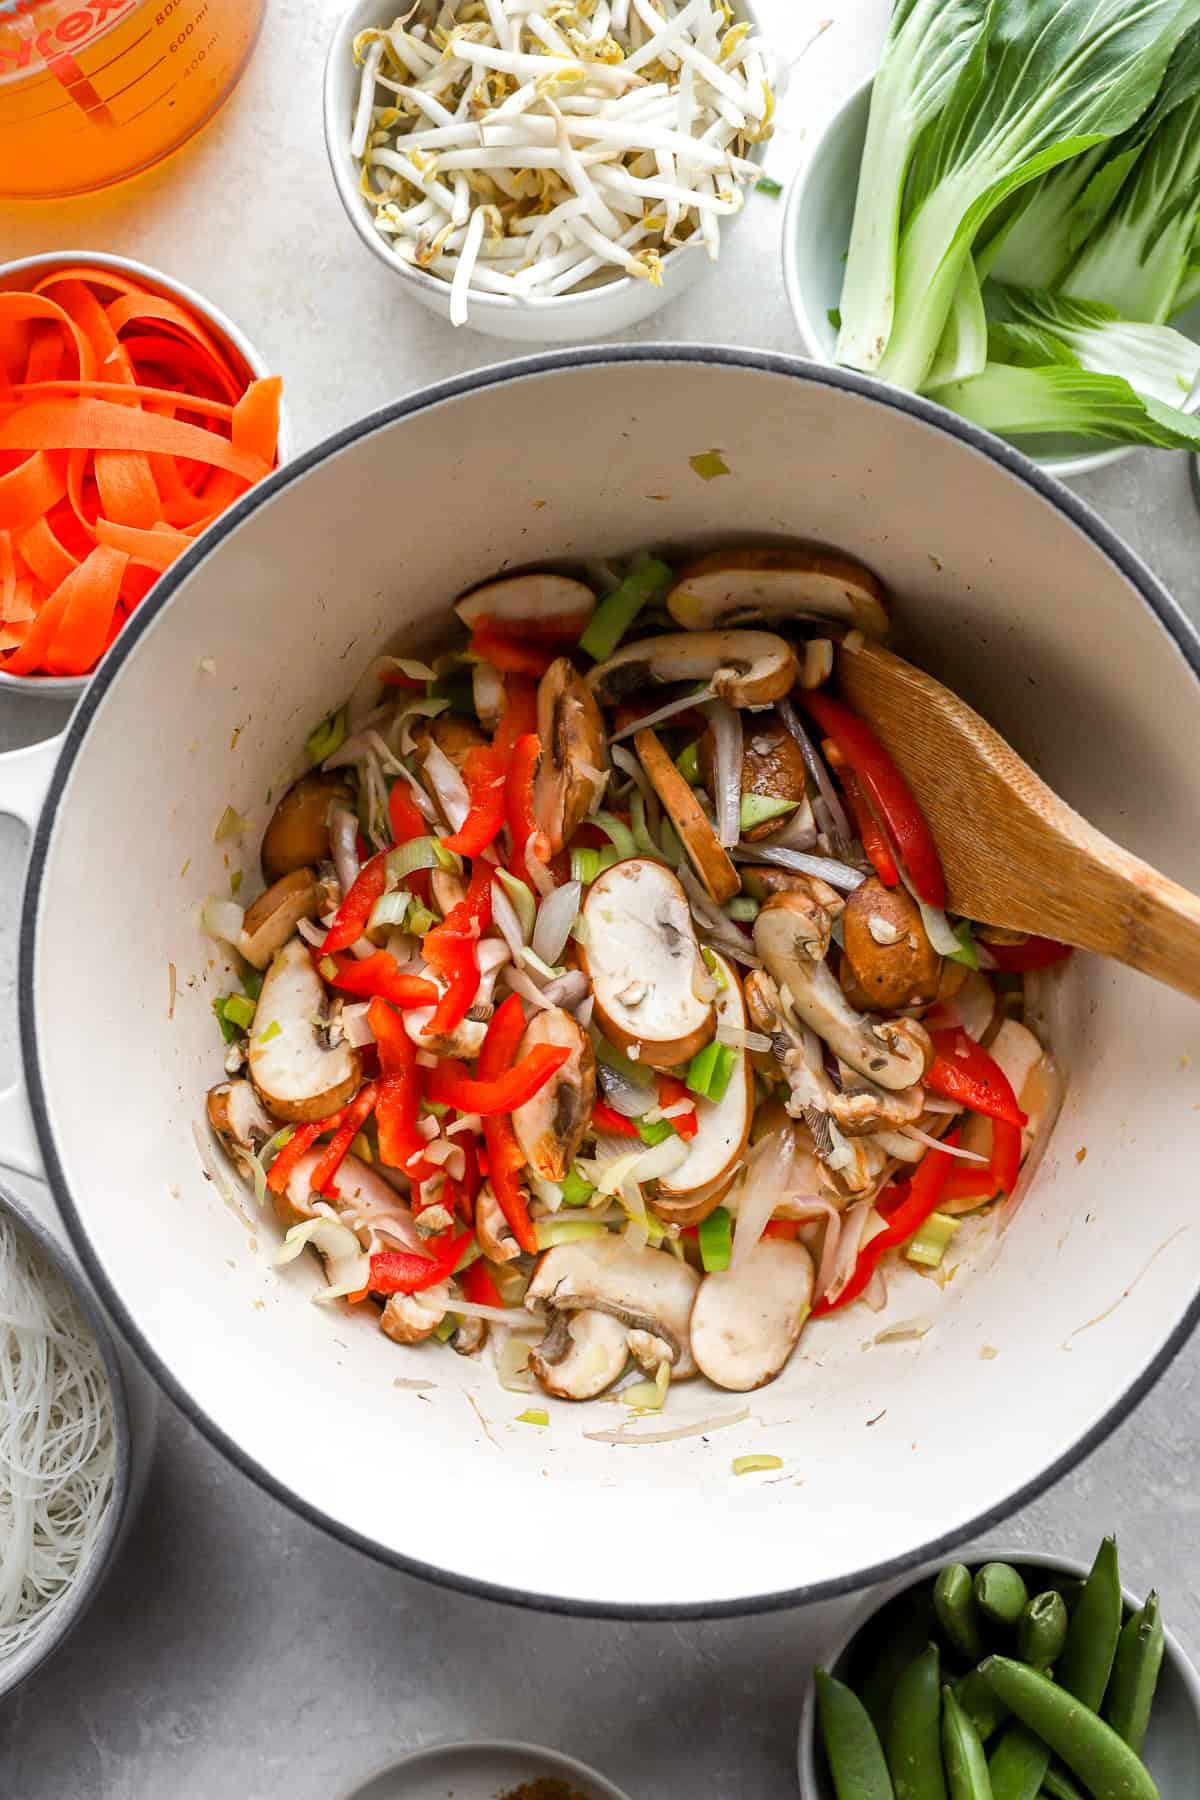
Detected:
left=541, top=969, right=591, bottom=1011
left=342, top=1002, right=377, bottom=1047
left=491, top=881, right=529, bottom=964
left=819, top=1199, right=875, bottom=1310
left=677, top=864, right=763, bottom=966
left=901, top=1124, right=988, bottom=1162
left=525, top=836, right=557, bottom=898
left=873, top=1315, right=936, bottom=1344
left=610, top=684, right=714, bottom=743
left=800, top=1200, right=843, bottom=1307
left=732, top=845, right=866, bottom=892
left=329, top=806, right=362, bottom=897
left=452, top=1298, right=537, bottom=1325
left=296, top=917, right=327, bottom=948
left=573, top=992, right=595, bottom=1030
left=863, top=1267, right=889, bottom=1313
left=716, top=1024, right=771, bottom=1053
left=531, top=879, right=582, bottom=966
left=422, top=741, right=470, bottom=831
left=584, top=1407, right=750, bottom=1446
left=502, top=965, right=554, bottom=1011
left=922, top=1096, right=963, bottom=1115
left=597, top=1061, right=651, bottom=1119
left=776, top=698, right=853, bottom=855
left=201, top=897, right=245, bottom=945
left=918, top=899, right=963, bottom=957
left=707, top=699, right=743, bottom=848
left=755, top=796, right=818, bottom=852
left=730, top=1126, right=794, bottom=1271
left=609, top=743, right=661, bottom=838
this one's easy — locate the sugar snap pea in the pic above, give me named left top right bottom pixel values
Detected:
left=942, top=1687, right=995, bottom=1800
left=1018, top=1593, right=1069, bottom=1671
left=1103, top=1591, right=1164, bottom=1757
left=979, top=1656, right=1159, bottom=1800
left=976, top=1565, right=1030, bottom=1634
left=855, top=1585, right=940, bottom=1738
left=886, top=1643, right=947, bottom=1800
left=954, top=1667, right=1010, bottom=1744
left=816, top=1668, right=896, bottom=1800
left=988, top=1722, right=1050, bottom=1800
left=1056, top=1536, right=1122, bottom=1711
left=1040, top=1767, right=1087, bottom=1800
left=936, top=1565, right=986, bottom=1664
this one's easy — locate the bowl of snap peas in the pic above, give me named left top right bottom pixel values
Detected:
left=798, top=1538, right=1200, bottom=1799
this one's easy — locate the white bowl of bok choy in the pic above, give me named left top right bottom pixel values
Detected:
left=782, top=0, right=1200, bottom=483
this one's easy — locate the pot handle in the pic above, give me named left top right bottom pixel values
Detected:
left=0, top=733, right=64, bottom=1180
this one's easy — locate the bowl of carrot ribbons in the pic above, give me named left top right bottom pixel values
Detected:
left=0, top=253, right=285, bottom=695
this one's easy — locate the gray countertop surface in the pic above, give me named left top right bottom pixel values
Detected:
left=2, top=1, right=1199, bottom=1793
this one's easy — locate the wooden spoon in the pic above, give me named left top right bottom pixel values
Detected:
left=835, top=640, right=1200, bottom=1001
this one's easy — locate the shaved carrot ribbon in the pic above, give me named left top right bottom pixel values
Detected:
left=0, top=266, right=281, bottom=680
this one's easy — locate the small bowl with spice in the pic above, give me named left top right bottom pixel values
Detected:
left=797, top=1538, right=1200, bottom=1800
left=323, top=0, right=775, bottom=341
left=342, top=1738, right=634, bottom=1800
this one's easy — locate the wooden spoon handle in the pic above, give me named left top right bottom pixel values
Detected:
left=1051, top=829, right=1200, bottom=1001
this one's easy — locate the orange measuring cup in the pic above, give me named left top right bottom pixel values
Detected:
left=0, top=0, right=265, bottom=199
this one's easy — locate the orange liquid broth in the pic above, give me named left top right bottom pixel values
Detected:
left=0, top=0, right=264, bottom=199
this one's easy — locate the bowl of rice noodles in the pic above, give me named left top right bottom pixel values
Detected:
left=0, top=1178, right=155, bottom=1699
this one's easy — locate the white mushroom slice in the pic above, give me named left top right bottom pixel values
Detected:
left=380, top=1282, right=451, bottom=1345
left=526, top=1237, right=701, bottom=1378
left=403, top=939, right=511, bottom=1056
left=277, top=1149, right=418, bottom=1245
left=472, top=660, right=506, bottom=733
left=667, top=548, right=889, bottom=639
left=511, top=1008, right=595, bottom=1181
left=755, top=895, right=931, bottom=1091
left=579, top=859, right=715, bottom=1069
left=634, top=727, right=740, bottom=905
left=207, top=1080, right=276, bottom=1182
left=455, top=571, right=595, bottom=635
left=690, top=1238, right=814, bottom=1392
left=249, top=938, right=362, bottom=1122
left=587, top=630, right=798, bottom=711
left=529, top=1310, right=629, bottom=1401
left=534, top=657, right=607, bottom=855
left=656, top=955, right=752, bottom=1205
left=238, top=869, right=323, bottom=970
left=476, top=1181, right=521, bottom=1263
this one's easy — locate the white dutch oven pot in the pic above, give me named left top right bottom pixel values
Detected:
left=1, top=349, right=1198, bottom=1617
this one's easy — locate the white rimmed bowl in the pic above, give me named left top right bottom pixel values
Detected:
left=342, top=1739, right=634, bottom=1800
left=323, top=0, right=768, bottom=343
left=2, top=348, right=1200, bottom=1617
left=0, top=1178, right=156, bottom=1701
left=0, top=251, right=291, bottom=704
left=797, top=1545, right=1200, bottom=1797
left=781, top=76, right=1200, bottom=482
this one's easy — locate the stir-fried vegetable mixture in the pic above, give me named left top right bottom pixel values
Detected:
left=204, top=545, right=1067, bottom=1407
left=348, top=1, right=773, bottom=325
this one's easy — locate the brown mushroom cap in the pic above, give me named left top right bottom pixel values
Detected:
left=409, top=713, right=488, bottom=770
left=533, top=656, right=607, bottom=855
left=239, top=868, right=323, bottom=971
left=455, top=570, right=596, bottom=634
left=588, top=629, right=798, bottom=710
left=666, top=547, right=889, bottom=638
left=841, top=877, right=943, bottom=1011
left=698, top=710, right=810, bottom=843
left=248, top=938, right=362, bottom=1122
left=633, top=726, right=740, bottom=904
left=261, top=772, right=353, bottom=883
left=207, top=1080, right=276, bottom=1182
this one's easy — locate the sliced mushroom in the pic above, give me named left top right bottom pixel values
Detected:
left=666, top=547, right=889, bottom=638
left=740, top=864, right=827, bottom=902
left=275, top=1148, right=418, bottom=1241
left=248, top=937, right=362, bottom=1122
left=512, top=1008, right=595, bottom=1181
left=588, top=630, right=798, bottom=710
left=634, top=727, right=739, bottom=904
left=409, top=712, right=488, bottom=771
left=476, top=1181, right=521, bottom=1263
left=699, top=710, right=811, bottom=843
left=237, top=869, right=323, bottom=970
left=842, top=877, right=943, bottom=1010
left=261, top=772, right=354, bottom=883
left=207, top=1080, right=276, bottom=1182
left=755, top=894, right=931, bottom=1091
left=381, top=1282, right=452, bottom=1345
left=828, top=1071, right=925, bottom=1136
left=403, top=939, right=511, bottom=1057
left=447, top=1311, right=489, bottom=1357
left=455, top=571, right=596, bottom=635
left=472, top=661, right=506, bottom=733
left=579, top=858, right=715, bottom=1069
left=430, top=866, right=466, bottom=917
left=529, top=1309, right=630, bottom=1401
left=533, top=657, right=607, bottom=854
left=690, top=1238, right=814, bottom=1392
left=654, top=954, right=752, bottom=1212
left=526, top=1237, right=701, bottom=1378
left=745, top=968, right=837, bottom=1124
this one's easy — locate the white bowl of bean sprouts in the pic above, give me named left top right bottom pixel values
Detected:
left=323, top=0, right=774, bottom=341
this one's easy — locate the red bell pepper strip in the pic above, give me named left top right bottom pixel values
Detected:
left=592, top=1100, right=641, bottom=1138
left=440, top=744, right=507, bottom=857
left=505, top=732, right=548, bottom=887
left=421, top=860, right=494, bottom=1038
left=470, top=630, right=556, bottom=676
left=266, top=1117, right=336, bottom=1195
left=471, top=610, right=586, bottom=647
left=477, top=996, right=537, bottom=1255
left=388, top=779, right=427, bottom=845
left=927, top=1027, right=1028, bottom=1128
left=944, top=1116, right=1024, bottom=1203
left=763, top=1218, right=801, bottom=1241
left=455, top=1133, right=481, bottom=1223
left=813, top=1136, right=959, bottom=1315
left=461, top=1258, right=506, bottom=1308
left=368, top=997, right=433, bottom=1176
left=493, top=676, right=538, bottom=755
left=803, top=690, right=945, bottom=907
left=655, top=1074, right=699, bottom=1141
left=369, top=1228, right=473, bottom=1296
left=309, top=1082, right=378, bottom=1198
left=837, top=762, right=900, bottom=888
left=329, top=951, right=439, bottom=1009
left=321, top=850, right=388, bottom=954
left=427, top=1044, right=570, bottom=1116
left=983, top=935, right=1072, bottom=973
